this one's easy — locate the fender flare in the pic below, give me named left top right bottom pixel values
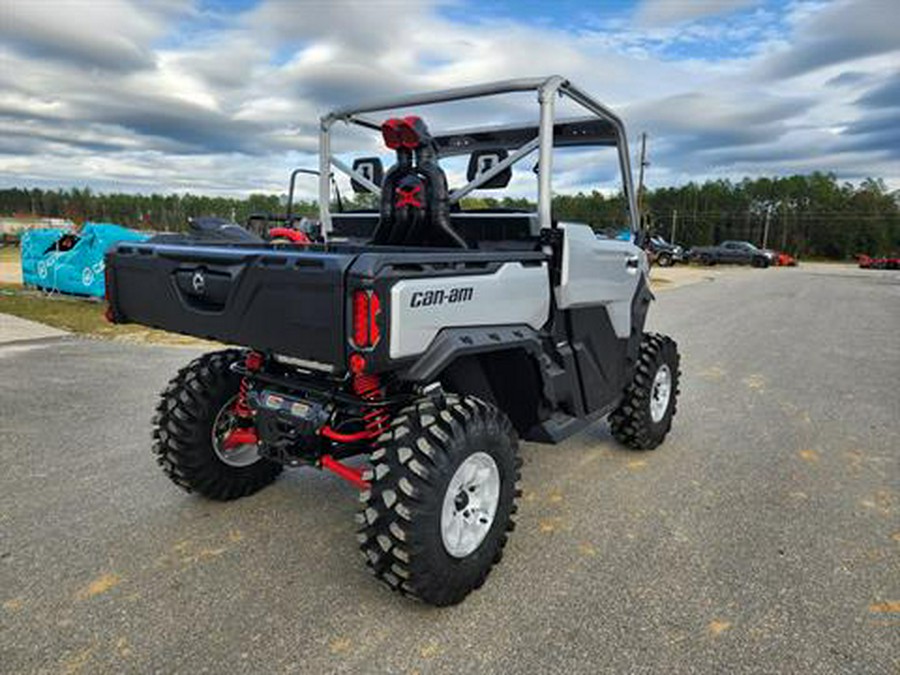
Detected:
left=401, top=324, right=543, bottom=383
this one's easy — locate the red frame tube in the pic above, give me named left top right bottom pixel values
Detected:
left=320, top=426, right=377, bottom=443
left=268, top=227, right=310, bottom=244
left=321, top=455, right=370, bottom=489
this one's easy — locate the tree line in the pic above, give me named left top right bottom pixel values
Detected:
left=1, top=172, right=897, bottom=258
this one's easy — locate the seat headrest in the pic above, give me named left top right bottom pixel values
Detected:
left=351, top=157, right=383, bottom=193
left=467, top=149, right=511, bottom=188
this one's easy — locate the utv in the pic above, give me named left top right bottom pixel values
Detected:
left=106, top=76, right=680, bottom=606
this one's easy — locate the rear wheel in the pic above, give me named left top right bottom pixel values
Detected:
left=357, top=395, right=521, bottom=606
left=609, top=333, right=680, bottom=450
left=152, top=349, right=282, bottom=500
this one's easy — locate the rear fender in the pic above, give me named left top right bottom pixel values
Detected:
left=401, top=326, right=548, bottom=435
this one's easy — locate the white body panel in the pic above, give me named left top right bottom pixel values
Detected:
left=389, top=262, right=551, bottom=359
left=554, top=223, right=647, bottom=338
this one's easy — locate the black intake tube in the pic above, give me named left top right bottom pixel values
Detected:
left=415, top=145, right=467, bottom=249
left=372, top=148, right=413, bottom=245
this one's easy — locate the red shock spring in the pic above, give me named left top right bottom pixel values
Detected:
left=355, top=373, right=390, bottom=442
left=233, top=351, right=263, bottom=417
left=319, top=373, right=390, bottom=444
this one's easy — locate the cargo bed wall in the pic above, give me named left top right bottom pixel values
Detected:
left=106, top=244, right=354, bottom=365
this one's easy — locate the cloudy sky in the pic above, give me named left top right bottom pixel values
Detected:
left=1, top=0, right=898, bottom=199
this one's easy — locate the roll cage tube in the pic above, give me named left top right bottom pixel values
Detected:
left=287, top=168, right=343, bottom=220
left=317, top=76, right=640, bottom=236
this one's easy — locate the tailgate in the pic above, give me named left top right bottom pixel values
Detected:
left=106, top=243, right=355, bottom=365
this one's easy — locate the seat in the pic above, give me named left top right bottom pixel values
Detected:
left=370, top=116, right=467, bottom=249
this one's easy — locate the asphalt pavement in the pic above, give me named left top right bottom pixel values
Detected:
left=1, top=264, right=898, bottom=674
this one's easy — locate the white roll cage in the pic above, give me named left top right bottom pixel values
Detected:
left=318, top=76, right=638, bottom=236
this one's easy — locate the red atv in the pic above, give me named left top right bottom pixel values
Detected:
left=858, top=254, right=900, bottom=270
left=773, top=251, right=798, bottom=267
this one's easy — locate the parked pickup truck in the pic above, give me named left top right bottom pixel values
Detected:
left=647, top=236, right=684, bottom=267
left=689, top=240, right=772, bottom=267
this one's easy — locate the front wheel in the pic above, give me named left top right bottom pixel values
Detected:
left=656, top=252, right=674, bottom=267
left=357, top=395, right=521, bottom=606
left=609, top=333, right=681, bottom=450
left=152, top=350, right=282, bottom=500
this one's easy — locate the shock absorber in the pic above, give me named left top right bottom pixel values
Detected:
left=233, top=350, right=263, bottom=417
left=354, top=373, right=390, bottom=442
left=319, top=373, right=390, bottom=444
left=317, top=372, right=388, bottom=490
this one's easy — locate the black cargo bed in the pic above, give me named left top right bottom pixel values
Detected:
left=106, top=242, right=356, bottom=365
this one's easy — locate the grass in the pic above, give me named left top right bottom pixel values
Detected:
left=1, top=244, right=212, bottom=345
left=0, top=245, right=20, bottom=263
left=0, top=283, right=214, bottom=346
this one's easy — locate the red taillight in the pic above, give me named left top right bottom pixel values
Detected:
left=352, top=289, right=381, bottom=349
left=352, top=290, right=370, bottom=346
left=349, top=353, right=367, bottom=375
left=369, top=292, right=381, bottom=345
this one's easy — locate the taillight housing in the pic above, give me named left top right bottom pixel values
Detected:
left=351, top=289, right=381, bottom=349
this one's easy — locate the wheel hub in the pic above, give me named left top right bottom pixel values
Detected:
left=441, top=452, right=500, bottom=558
left=212, top=395, right=261, bottom=468
left=649, top=364, right=672, bottom=423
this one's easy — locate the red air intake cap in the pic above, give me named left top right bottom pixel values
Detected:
left=381, top=116, right=428, bottom=150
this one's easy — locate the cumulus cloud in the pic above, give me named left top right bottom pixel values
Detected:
left=757, top=0, right=900, bottom=79
left=0, top=0, right=898, bottom=198
left=635, top=0, right=761, bottom=26
left=855, top=72, right=900, bottom=109
left=0, top=0, right=192, bottom=72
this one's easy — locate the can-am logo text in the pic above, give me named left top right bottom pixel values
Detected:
left=410, top=287, right=474, bottom=308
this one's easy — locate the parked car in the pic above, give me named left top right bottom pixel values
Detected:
left=689, top=240, right=771, bottom=267
left=647, top=236, right=684, bottom=267
left=858, top=254, right=900, bottom=270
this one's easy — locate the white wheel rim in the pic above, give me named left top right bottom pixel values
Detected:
left=440, top=452, right=500, bottom=558
left=649, top=364, right=672, bottom=423
left=211, top=395, right=261, bottom=468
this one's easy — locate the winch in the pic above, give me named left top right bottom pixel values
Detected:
left=249, top=389, right=331, bottom=465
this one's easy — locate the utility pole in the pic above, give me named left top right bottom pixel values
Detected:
left=670, top=209, right=677, bottom=244
left=781, top=207, right=788, bottom=251
left=762, top=205, right=771, bottom=250
left=636, top=133, right=648, bottom=228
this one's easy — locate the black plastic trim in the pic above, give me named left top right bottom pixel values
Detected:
left=401, top=325, right=543, bottom=383
left=107, top=243, right=355, bottom=365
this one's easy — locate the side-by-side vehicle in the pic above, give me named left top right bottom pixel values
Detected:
left=106, top=76, right=681, bottom=605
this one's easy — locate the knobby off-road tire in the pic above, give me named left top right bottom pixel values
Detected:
left=152, top=349, right=282, bottom=501
left=357, top=395, right=521, bottom=606
left=609, top=333, right=680, bottom=451
left=656, top=252, right=674, bottom=267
